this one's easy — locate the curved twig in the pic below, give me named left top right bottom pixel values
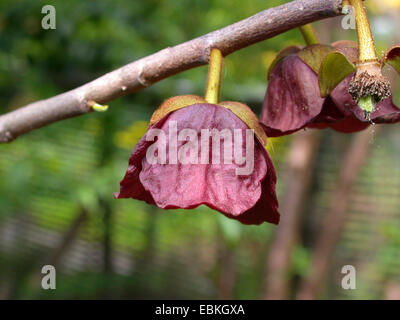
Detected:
left=0, top=0, right=342, bottom=143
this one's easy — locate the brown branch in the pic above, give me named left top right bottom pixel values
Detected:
left=296, top=127, right=377, bottom=300
left=0, top=0, right=342, bottom=143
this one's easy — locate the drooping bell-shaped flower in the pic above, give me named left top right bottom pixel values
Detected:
left=115, top=49, right=280, bottom=225
left=114, top=95, right=279, bottom=225
left=260, top=41, right=400, bottom=137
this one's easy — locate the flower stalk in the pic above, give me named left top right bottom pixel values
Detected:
left=205, top=48, right=224, bottom=104
left=348, top=0, right=390, bottom=118
left=299, top=24, right=319, bottom=45
left=350, top=0, right=377, bottom=63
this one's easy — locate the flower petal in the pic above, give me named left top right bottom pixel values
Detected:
left=219, top=100, right=268, bottom=147
left=267, top=46, right=301, bottom=80
left=383, top=45, right=400, bottom=75
left=307, top=98, right=370, bottom=133
left=307, top=97, right=345, bottom=125
left=114, top=117, right=170, bottom=203
left=138, top=103, right=276, bottom=223
left=260, top=55, right=325, bottom=136
left=373, top=97, right=400, bottom=123
left=331, top=40, right=359, bottom=64
left=330, top=74, right=400, bottom=123
left=325, top=117, right=370, bottom=133
left=150, top=95, right=206, bottom=125
left=225, top=149, right=279, bottom=225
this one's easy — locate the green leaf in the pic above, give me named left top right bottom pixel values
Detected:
left=296, top=44, right=334, bottom=74
left=318, top=51, right=356, bottom=97
left=384, top=45, right=400, bottom=75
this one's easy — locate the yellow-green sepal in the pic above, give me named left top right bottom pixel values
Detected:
left=318, top=51, right=356, bottom=97
left=296, top=44, right=334, bottom=74
left=149, top=95, right=268, bottom=148
left=150, top=95, right=206, bottom=125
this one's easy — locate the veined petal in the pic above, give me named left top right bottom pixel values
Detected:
left=116, top=103, right=280, bottom=225
left=261, top=55, right=325, bottom=136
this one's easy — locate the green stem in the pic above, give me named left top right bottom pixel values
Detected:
left=205, top=48, right=224, bottom=104
left=299, top=24, right=319, bottom=45
left=349, top=0, right=378, bottom=62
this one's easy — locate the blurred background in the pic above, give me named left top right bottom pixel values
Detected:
left=1, top=0, right=400, bottom=300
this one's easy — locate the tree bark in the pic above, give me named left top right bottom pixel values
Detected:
left=0, top=0, right=343, bottom=143
left=296, top=127, right=376, bottom=300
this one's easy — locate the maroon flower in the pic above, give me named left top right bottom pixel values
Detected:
left=260, top=42, right=400, bottom=137
left=115, top=95, right=280, bottom=225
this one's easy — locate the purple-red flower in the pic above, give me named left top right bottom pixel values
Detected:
left=115, top=95, right=280, bottom=225
left=260, top=41, right=400, bottom=137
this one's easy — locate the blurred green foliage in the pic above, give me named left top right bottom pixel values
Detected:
left=1, top=0, right=400, bottom=300
left=0, top=0, right=294, bottom=299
